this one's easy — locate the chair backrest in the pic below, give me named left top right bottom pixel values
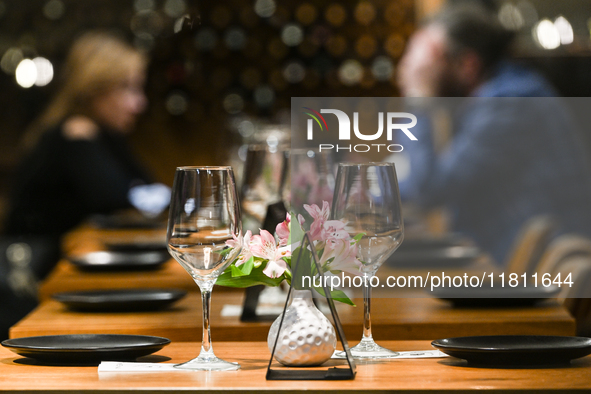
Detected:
left=535, top=234, right=591, bottom=277
left=505, top=215, right=556, bottom=275
left=554, top=256, right=591, bottom=336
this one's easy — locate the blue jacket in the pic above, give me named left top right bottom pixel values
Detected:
left=400, top=62, right=591, bottom=264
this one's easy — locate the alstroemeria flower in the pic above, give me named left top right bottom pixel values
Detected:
left=226, top=230, right=252, bottom=266
left=320, top=239, right=362, bottom=275
left=275, top=213, right=291, bottom=246
left=250, top=229, right=291, bottom=278
left=321, top=220, right=349, bottom=242
left=304, top=201, right=330, bottom=241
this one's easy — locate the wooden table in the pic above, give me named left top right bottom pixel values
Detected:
left=38, top=259, right=200, bottom=300
left=11, top=292, right=575, bottom=341
left=1, top=341, right=590, bottom=392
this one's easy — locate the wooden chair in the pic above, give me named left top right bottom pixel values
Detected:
left=550, top=255, right=591, bottom=336
left=535, top=234, right=591, bottom=277
left=504, top=215, right=556, bottom=275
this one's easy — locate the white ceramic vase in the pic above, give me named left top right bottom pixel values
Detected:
left=267, top=290, right=337, bottom=366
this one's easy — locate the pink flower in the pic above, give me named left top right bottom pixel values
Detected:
left=275, top=213, right=291, bottom=246
left=304, top=201, right=330, bottom=241
left=250, top=229, right=291, bottom=278
left=321, top=220, right=349, bottom=242
left=226, top=230, right=252, bottom=266
left=320, top=239, right=362, bottom=275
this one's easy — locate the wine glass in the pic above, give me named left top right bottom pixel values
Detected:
left=331, top=162, right=404, bottom=359
left=167, top=166, right=242, bottom=370
left=287, top=148, right=335, bottom=213
left=240, top=144, right=289, bottom=232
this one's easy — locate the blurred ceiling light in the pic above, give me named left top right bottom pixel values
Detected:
left=32, top=57, right=53, bottom=86
left=134, top=0, right=155, bottom=12
left=283, top=62, right=305, bottom=83
left=338, top=59, right=363, bottom=86
left=371, top=56, right=394, bottom=81
left=354, top=1, right=376, bottom=26
left=498, top=2, right=524, bottom=31
left=238, top=120, right=255, bottom=138
left=164, top=0, right=186, bottom=18
left=1, top=47, right=23, bottom=74
left=165, top=91, right=188, bottom=115
left=533, top=19, right=560, bottom=50
left=355, top=34, right=377, bottom=58
left=325, top=3, right=346, bottom=27
left=254, top=84, right=275, bottom=107
left=266, top=134, right=279, bottom=150
left=43, top=0, right=65, bottom=20
left=224, top=27, right=246, bottom=50
left=384, top=33, right=405, bottom=58
left=223, top=93, right=244, bottom=114
left=254, top=0, right=276, bottom=18
left=295, top=3, right=317, bottom=25
left=554, top=16, right=574, bottom=45
left=15, top=59, right=37, bottom=88
left=281, top=24, right=304, bottom=47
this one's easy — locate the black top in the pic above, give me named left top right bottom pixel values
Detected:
left=3, top=124, right=150, bottom=239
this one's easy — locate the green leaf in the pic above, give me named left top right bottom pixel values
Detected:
left=229, top=256, right=254, bottom=277
left=215, top=263, right=285, bottom=288
left=312, top=283, right=356, bottom=306
left=352, top=233, right=365, bottom=243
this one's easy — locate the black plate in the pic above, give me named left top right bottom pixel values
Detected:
left=69, top=251, right=170, bottom=271
left=387, top=245, right=481, bottom=268
left=429, top=284, right=561, bottom=307
left=432, top=335, right=591, bottom=366
left=2, top=334, right=170, bottom=364
left=52, top=288, right=187, bottom=312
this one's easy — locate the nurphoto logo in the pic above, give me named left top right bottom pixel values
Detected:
left=303, top=107, right=418, bottom=153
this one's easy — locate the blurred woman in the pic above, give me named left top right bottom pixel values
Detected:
left=1, top=31, right=156, bottom=338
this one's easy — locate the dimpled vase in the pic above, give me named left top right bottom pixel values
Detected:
left=267, top=290, right=337, bottom=366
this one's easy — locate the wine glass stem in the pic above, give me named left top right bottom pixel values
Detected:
left=201, top=289, right=213, bottom=354
left=362, top=274, right=373, bottom=341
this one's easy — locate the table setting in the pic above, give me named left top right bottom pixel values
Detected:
left=2, top=159, right=589, bottom=393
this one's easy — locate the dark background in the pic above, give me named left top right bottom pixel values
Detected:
left=0, top=0, right=590, bottom=224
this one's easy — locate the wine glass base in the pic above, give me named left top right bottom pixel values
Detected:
left=336, top=340, right=399, bottom=359
left=174, top=355, right=240, bottom=371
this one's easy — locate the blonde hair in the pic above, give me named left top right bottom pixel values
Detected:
left=24, top=31, right=146, bottom=146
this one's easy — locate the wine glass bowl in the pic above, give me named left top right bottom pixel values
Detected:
left=332, top=162, right=404, bottom=359
left=240, top=144, right=288, bottom=232
left=167, top=166, right=242, bottom=370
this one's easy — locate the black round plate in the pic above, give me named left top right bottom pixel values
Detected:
left=429, top=284, right=561, bottom=307
left=2, top=334, right=171, bottom=364
left=52, top=288, right=187, bottom=312
left=69, top=251, right=170, bottom=271
left=432, top=335, right=591, bottom=366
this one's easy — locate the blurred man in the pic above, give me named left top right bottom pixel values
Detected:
left=397, top=5, right=591, bottom=265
